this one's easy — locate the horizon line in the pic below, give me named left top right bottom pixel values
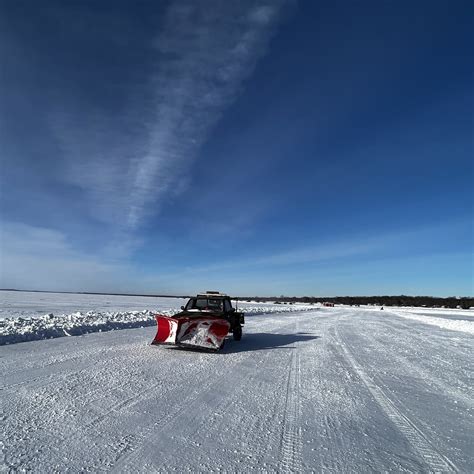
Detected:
left=1, top=288, right=472, bottom=300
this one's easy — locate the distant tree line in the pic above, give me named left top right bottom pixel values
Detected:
left=235, top=295, right=473, bottom=309
left=4, top=289, right=472, bottom=309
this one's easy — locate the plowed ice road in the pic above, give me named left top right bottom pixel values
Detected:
left=1, top=308, right=473, bottom=472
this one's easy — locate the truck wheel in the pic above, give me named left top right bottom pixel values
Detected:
left=233, top=325, right=242, bottom=341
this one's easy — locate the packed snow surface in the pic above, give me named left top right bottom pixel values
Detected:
left=1, top=297, right=472, bottom=472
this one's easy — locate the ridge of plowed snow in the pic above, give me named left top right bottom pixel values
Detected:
left=360, top=305, right=474, bottom=334
left=389, top=309, right=474, bottom=334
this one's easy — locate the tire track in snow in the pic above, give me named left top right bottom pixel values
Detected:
left=313, top=339, right=362, bottom=472
left=375, top=317, right=473, bottom=397
left=45, top=355, right=213, bottom=466
left=0, top=340, right=121, bottom=377
left=145, top=343, right=281, bottom=471
left=0, top=345, right=116, bottom=390
left=278, top=351, right=302, bottom=473
left=204, top=341, right=296, bottom=471
left=4, top=343, right=217, bottom=470
left=278, top=337, right=303, bottom=472
left=5, top=373, right=172, bottom=471
left=0, top=345, right=126, bottom=393
left=334, top=324, right=458, bottom=473
left=113, top=320, right=304, bottom=472
left=112, top=320, right=301, bottom=472
left=111, top=353, right=256, bottom=472
left=2, top=355, right=156, bottom=470
left=354, top=323, right=474, bottom=410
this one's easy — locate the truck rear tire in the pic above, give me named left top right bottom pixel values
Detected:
left=233, top=324, right=242, bottom=341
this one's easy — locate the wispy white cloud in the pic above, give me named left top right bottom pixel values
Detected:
left=173, top=219, right=473, bottom=275
left=176, top=234, right=390, bottom=275
left=126, top=1, right=286, bottom=228
left=51, top=1, right=287, bottom=235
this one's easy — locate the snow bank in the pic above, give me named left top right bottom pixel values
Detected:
left=359, top=305, right=474, bottom=334
left=0, top=310, right=165, bottom=345
left=390, top=310, right=474, bottom=335
left=388, top=306, right=474, bottom=318
left=0, top=305, right=315, bottom=345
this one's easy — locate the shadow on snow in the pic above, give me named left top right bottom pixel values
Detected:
left=223, top=331, right=320, bottom=353
left=161, top=332, right=320, bottom=354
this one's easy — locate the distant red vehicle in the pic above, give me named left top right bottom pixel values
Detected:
left=322, top=302, right=334, bottom=307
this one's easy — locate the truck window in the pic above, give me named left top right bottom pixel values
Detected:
left=185, top=298, right=196, bottom=310
left=191, top=297, right=223, bottom=310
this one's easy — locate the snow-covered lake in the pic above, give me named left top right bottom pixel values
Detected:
left=0, top=290, right=187, bottom=318
left=1, top=302, right=472, bottom=472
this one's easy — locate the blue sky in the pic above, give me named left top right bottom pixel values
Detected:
left=1, top=0, right=472, bottom=296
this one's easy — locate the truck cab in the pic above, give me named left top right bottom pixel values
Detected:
left=181, top=291, right=244, bottom=340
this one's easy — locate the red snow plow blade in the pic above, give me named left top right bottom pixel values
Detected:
left=151, top=314, right=230, bottom=351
